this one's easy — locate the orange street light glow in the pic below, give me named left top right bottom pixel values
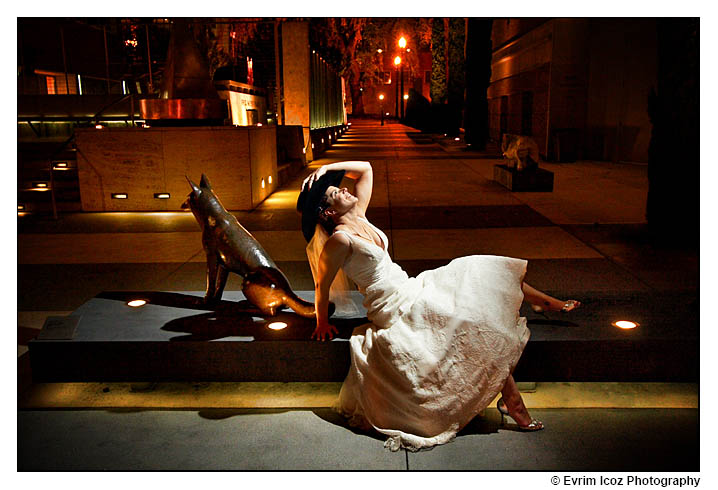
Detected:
left=403, top=94, right=409, bottom=100
left=398, top=37, right=406, bottom=49
left=379, top=94, right=385, bottom=100
left=394, top=56, right=401, bottom=66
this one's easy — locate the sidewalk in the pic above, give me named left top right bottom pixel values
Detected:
left=17, top=119, right=699, bottom=471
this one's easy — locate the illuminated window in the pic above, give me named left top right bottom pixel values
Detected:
left=46, top=76, right=56, bottom=94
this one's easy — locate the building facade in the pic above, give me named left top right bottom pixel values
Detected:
left=488, top=18, right=658, bottom=163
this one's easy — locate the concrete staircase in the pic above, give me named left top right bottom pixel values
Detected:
left=18, top=141, right=82, bottom=214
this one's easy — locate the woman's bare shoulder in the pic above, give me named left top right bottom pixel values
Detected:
left=328, top=230, right=352, bottom=247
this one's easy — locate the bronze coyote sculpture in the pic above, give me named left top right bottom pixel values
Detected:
left=182, top=174, right=318, bottom=318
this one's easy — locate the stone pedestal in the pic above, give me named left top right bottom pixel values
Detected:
left=493, top=164, right=554, bottom=192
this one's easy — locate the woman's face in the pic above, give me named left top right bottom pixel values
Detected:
left=324, top=185, right=358, bottom=216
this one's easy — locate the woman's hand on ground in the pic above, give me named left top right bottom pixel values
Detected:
left=302, top=167, right=327, bottom=191
left=312, top=320, right=338, bottom=341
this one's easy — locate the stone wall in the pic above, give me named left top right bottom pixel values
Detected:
left=76, top=126, right=277, bottom=211
left=282, top=21, right=311, bottom=160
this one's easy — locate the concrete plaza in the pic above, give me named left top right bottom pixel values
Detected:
left=17, top=119, right=700, bottom=472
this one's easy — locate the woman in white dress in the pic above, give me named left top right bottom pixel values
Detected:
left=296, top=161, right=579, bottom=452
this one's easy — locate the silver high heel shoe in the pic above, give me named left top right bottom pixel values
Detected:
left=497, top=398, right=544, bottom=432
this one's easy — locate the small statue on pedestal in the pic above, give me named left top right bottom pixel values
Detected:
left=502, top=134, right=540, bottom=172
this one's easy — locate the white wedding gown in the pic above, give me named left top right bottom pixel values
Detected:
left=334, top=218, right=530, bottom=451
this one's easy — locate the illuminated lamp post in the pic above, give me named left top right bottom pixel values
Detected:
left=379, top=94, right=385, bottom=125
left=398, top=37, right=406, bottom=120
left=394, top=56, right=401, bottom=118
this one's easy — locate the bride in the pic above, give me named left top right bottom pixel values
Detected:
left=296, top=160, right=579, bottom=451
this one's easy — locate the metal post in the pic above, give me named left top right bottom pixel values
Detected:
left=400, top=65, right=404, bottom=120
left=104, top=25, right=111, bottom=94
left=60, top=27, right=70, bottom=94
left=49, top=162, right=58, bottom=220
left=145, top=24, right=153, bottom=93
left=395, top=68, right=399, bottom=118
left=274, top=20, right=283, bottom=125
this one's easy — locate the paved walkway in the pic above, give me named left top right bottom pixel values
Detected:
left=17, top=119, right=700, bottom=472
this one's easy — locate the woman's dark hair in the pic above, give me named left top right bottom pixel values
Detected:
left=316, top=196, right=337, bottom=235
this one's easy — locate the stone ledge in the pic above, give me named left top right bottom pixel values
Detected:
left=28, top=290, right=698, bottom=383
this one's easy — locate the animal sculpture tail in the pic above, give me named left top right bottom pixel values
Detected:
left=241, top=267, right=318, bottom=318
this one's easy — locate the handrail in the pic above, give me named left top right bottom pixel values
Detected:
left=46, top=133, right=76, bottom=220
left=92, top=93, right=137, bottom=122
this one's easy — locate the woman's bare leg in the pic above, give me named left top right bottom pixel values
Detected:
left=500, top=374, right=540, bottom=428
left=522, top=282, right=580, bottom=312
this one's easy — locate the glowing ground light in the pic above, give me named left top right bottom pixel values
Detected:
left=127, top=299, right=147, bottom=307
left=268, top=175, right=273, bottom=184
left=154, top=193, right=170, bottom=199
left=613, top=320, right=639, bottom=330
left=261, top=178, right=265, bottom=189
left=95, top=124, right=103, bottom=129
left=267, top=322, right=288, bottom=330
left=455, top=137, right=460, bottom=141
left=111, top=193, right=128, bottom=199
left=33, top=182, right=48, bottom=188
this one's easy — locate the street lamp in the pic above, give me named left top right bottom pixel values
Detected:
left=394, top=56, right=401, bottom=118
left=379, top=94, right=385, bottom=125
left=397, top=37, right=407, bottom=119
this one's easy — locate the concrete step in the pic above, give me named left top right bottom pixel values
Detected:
left=28, top=290, right=698, bottom=383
